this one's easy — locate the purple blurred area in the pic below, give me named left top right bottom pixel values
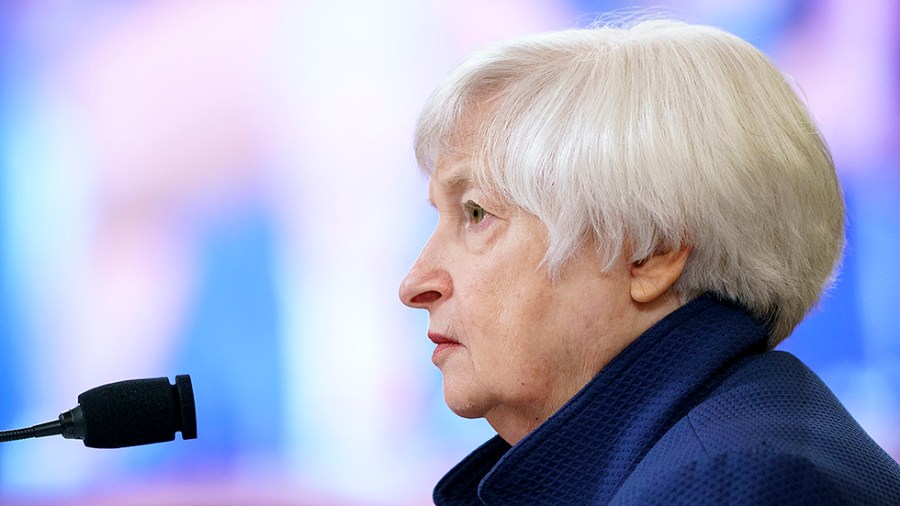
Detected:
left=0, top=1, right=897, bottom=504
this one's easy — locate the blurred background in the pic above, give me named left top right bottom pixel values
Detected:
left=0, top=0, right=897, bottom=504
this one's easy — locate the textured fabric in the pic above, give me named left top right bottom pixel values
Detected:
left=433, top=295, right=900, bottom=505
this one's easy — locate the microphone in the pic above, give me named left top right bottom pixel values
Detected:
left=0, top=375, right=197, bottom=448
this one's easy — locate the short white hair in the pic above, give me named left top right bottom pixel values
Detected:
left=414, top=19, right=845, bottom=346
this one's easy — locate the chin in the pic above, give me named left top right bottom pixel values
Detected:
left=442, top=383, right=489, bottom=419
left=447, top=402, right=485, bottom=419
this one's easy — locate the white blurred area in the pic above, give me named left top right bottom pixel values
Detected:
left=0, top=1, right=897, bottom=504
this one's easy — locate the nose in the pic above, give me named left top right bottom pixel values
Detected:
left=399, top=239, right=452, bottom=309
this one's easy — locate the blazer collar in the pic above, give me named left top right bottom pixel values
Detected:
left=434, top=294, right=770, bottom=505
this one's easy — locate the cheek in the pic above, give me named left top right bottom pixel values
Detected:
left=452, top=264, right=510, bottom=354
left=455, top=266, right=507, bottom=339
left=457, top=263, right=552, bottom=373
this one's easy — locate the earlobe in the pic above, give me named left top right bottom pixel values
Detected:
left=629, top=245, right=691, bottom=304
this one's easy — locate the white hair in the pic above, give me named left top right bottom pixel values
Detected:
left=414, top=19, right=845, bottom=346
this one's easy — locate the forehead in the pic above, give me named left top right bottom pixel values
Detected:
left=425, top=102, right=508, bottom=206
left=425, top=103, right=491, bottom=195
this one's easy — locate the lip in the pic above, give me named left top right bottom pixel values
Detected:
left=428, top=332, right=460, bottom=345
left=428, top=332, right=462, bottom=362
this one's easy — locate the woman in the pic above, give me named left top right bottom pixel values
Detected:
left=399, top=19, right=900, bottom=506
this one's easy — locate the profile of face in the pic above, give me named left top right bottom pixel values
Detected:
left=399, top=135, right=688, bottom=444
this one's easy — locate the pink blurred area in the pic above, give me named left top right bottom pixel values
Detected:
left=3, top=478, right=393, bottom=506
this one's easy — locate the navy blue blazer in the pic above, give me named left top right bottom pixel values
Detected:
left=434, top=295, right=900, bottom=505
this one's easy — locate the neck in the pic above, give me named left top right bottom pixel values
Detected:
left=487, top=293, right=686, bottom=445
left=486, top=397, right=565, bottom=446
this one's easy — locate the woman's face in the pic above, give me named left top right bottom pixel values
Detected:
left=399, top=153, right=643, bottom=443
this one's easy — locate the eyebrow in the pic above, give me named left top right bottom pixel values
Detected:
left=427, top=170, right=475, bottom=208
left=438, top=172, right=474, bottom=193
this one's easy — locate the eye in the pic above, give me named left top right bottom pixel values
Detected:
left=464, top=200, right=487, bottom=224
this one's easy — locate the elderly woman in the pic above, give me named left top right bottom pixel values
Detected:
left=398, top=19, right=900, bottom=505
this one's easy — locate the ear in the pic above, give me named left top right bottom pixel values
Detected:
left=629, top=245, right=691, bottom=304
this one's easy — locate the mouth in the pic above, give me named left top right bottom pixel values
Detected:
left=428, top=332, right=462, bottom=362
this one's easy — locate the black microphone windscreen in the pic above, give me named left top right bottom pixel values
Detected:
left=77, top=375, right=196, bottom=448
